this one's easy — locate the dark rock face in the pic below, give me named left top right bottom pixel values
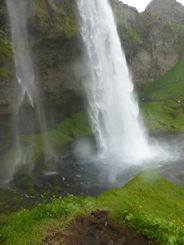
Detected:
left=0, top=0, right=184, bottom=108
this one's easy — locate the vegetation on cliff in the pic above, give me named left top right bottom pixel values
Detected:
left=0, top=29, right=12, bottom=80
left=139, top=59, right=184, bottom=132
left=2, top=111, right=91, bottom=172
left=34, top=0, right=77, bottom=39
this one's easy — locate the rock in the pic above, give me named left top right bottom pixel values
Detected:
left=130, top=13, right=179, bottom=82
left=110, top=0, right=139, bottom=26
left=145, top=0, right=184, bottom=24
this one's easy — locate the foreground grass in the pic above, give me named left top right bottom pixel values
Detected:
left=1, top=169, right=184, bottom=245
left=139, top=58, right=184, bottom=132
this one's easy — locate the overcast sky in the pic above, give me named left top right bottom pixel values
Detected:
left=120, top=0, right=184, bottom=12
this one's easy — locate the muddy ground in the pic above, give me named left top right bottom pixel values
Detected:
left=44, top=210, right=155, bottom=245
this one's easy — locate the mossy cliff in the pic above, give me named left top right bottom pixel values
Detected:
left=0, top=0, right=13, bottom=106
left=1, top=0, right=184, bottom=107
left=31, top=0, right=83, bottom=107
left=34, top=0, right=77, bottom=39
left=112, top=3, right=181, bottom=83
left=0, top=0, right=80, bottom=107
left=139, top=58, right=184, bottom=132
left=30, top=0, right=184, bottom=98
left=1, top=0, right=184, bottom=151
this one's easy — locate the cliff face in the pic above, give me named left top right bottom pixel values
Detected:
left=0, top=0, right=82, bottom=110
left=129, top=13, right=179, bottom=82
left=145, top=0, right=184, bottom=24
left=0, top=0, right=184, bottom=108
left=31, top=0, right=82, bottom=105
left=0, top=0, right=13, bottom=108
left=112, top=0, right=181, bottom=82
left=110, top=0, right=139, bottom=26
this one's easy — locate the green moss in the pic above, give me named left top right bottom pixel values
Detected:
left=140, top=100, right=184, bottom=133
left=3, top=111, right=92, bottom=168
left=0, top=29, right=12, bottom=81
left=34, top=0, right=77, bottom=39
left=0, top=68, right=12, bottom=80
left=0, top=117, right=12, bottom=156
left=138, top=13, right=172, bottom=42
left=171, top=23, right=184, bottom=57
left=1, top=170, right=184, bottom=244
left=139, top=13, right=152, bottom=32
left=0, top=189, right=24, bottom=215
left=0, top=30, right=12, bottom=63
left=118, top=23, right=142, bottom=46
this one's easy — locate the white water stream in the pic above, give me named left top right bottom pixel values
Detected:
left=77, top=0, right=154, bottom=163
left=6, top=0, right=49, bottom=177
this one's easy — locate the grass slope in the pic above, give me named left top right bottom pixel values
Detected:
left=1, top=169, right=184, bottom=245
left=139, top=59, right=184, bottom=132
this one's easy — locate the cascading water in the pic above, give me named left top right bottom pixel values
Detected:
left=77, top=0, right=153, bottom=163
left=6, top=0, right=49, bottom=178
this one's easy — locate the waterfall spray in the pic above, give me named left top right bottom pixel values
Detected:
left=6, top=0, right=49, bottom=178
left=77, top=0, right=153, bottom=163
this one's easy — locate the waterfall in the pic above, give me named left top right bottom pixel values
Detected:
left=77, top=0, right=153, bottom=163
left=6, top=0, right=49, bottom=177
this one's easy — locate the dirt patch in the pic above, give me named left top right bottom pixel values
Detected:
left=44, top=210, right=154, bottom=245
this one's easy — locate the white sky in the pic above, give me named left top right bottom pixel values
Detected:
left=120, top=0, right=184, bottom=12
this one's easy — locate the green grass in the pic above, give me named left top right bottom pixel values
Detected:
left=140, top=100, right=184, bottom=132
left=139, top=59, right=184, bottom=101
left=139, top=59, right=184, bottom=132
left=1, top=169, right=184, bottom=244
left=98, top=169, right=184, bottom=244
left=171, top=23, right=184, bottom=56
